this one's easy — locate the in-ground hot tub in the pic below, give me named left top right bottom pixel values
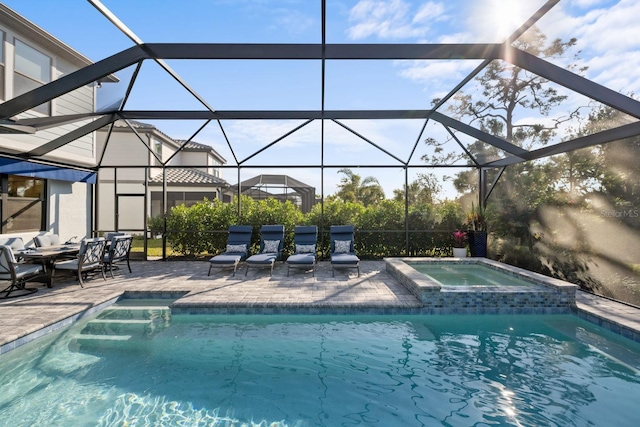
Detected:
left=385, top=257, right=578, bottom=314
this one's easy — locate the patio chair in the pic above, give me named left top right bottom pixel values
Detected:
left=103, top=234, right=133, bottom=278
left=208, top=225, right=253, bottom=276
left=286, top=225, right=318, bottom=276
left=104, top=231, right=126, bottom=241
left=34, top=233, right=61, bottom=247
left=245, top=225, right=285, bottom=276
left=330, top=225, right=360, bottom=277
left=53, top=237, right=107, bottom=287
left=0, top=237, right=28, bottom=262
left=0, top=245, right=43, bottom=299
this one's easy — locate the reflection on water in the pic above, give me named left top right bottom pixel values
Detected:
left=1, top=311, right=640, bottom=426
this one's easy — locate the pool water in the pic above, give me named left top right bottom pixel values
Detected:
left=1, top=304, right=640, bottom=426
left=407, top=263, right=536, bottom=287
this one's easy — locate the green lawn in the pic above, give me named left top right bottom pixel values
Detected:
left=131, top=236, right=176, bottom=257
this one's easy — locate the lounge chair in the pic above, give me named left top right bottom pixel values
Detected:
left=245, top=225, right=285, bottom=276
left=53, top=237, right=107, bottom=287
left=103, top=234, right=133, bottom=278
left=286, top=225, right=318, bottom=276
left=208, top=225, right=253, bottom=276
left=0, top=245, right=43, bottom=299
left=330, top=225, right=360, bottom=277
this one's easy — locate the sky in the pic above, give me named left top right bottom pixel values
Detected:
left=3, top=0, right=640, bottom=199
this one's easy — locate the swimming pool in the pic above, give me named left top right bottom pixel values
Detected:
left=1, top=301, right=639, bottom=426
left=386, top=258, right=578, bottom=314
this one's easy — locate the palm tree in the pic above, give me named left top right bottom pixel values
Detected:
left=335, top=168, right=385, bottom=206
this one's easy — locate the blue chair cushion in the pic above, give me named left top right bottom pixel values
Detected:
left=209, top=253, right=244, bottom=265
left=246, top=253, right=277, bottom=265
left=331, top=253, right=359, bottom=265
left=287, top=253, right=315, bottom=265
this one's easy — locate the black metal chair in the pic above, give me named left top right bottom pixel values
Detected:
left=0, top=245, right=43, bottom=299
left=103, top=234, right=133, bottom=278
left=54, top=238, right=107, bottom=287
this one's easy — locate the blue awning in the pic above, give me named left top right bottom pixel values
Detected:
left=0, top=157, right=96, bottom=184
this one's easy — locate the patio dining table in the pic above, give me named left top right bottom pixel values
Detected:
left=17, top=244, right=81, bottom=288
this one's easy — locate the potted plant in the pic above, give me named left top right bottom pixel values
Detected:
left=452, top=230, right=467, bottom=258
left=466, top=202, right=488, bottom=257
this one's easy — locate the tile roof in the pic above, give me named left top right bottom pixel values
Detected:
left=175, top=139, right=227, bottom=163
left=149, top=168, right=229, bottom=186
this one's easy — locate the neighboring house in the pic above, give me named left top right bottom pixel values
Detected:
left=0, top=4, right=115, bottom=244
left=96, top=120, right=229, bottom=231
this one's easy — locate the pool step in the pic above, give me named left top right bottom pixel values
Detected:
left=89, top=319, right=152, bottom=324
left=71, top=304, right=173, bottom=353
left=74, top=334, right=132, bottom=342
left=96, top=305, right=171, bottom=321
left=81, top=318, right=154, bottom=336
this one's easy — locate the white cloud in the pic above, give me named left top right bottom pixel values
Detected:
left=398, top=60, right=479, bottom=85
left=347, top=0, right=446, bottom=40
left=413, top=2, right=446, bottom=24
left=570, top=0, right=605, bottom=8
left=271, top=8, right=315, bottom=35
left=540, top=0, right=640, bottom=94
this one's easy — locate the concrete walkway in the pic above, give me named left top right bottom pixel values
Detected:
left=1, top=260, right=639, bottom=354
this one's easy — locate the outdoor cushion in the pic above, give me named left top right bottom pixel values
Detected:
left=226, top=243, right=247, bottom=254
left=331, top=253, right=360, bottom=265
left=0, top=237, right=26, bottom=252
left=334, top=240, right=352, bottom=254
left=286, top=253, right=315, bottom=265
left=209, top=253, right=244, bottom=265
left=245, top=253, right=277, bottom=265
left=34, top=234, right=61, bottom=247
left=262, top=240, right=280, bottom=253
left=295, top=244, right=316, bottom=254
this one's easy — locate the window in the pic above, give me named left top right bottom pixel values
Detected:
left=152, top=140, right=162, bottom=165
left=14, top=39, right=51, bottom=115
left=1, top=174, right=46, bottom=233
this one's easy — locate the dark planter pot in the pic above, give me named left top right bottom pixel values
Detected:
left=469, top=231, right=488, bottom=257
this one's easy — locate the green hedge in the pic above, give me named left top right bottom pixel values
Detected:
left=159, top=195, right=465, bottom=258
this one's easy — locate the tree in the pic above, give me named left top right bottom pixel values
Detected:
left=335, top=168, right=385, bottom=206
left=392, top=172, right=442, bottom=207
left=425, top=27, right=585, bottom=195
left=427, top=27, right=585, bottom=219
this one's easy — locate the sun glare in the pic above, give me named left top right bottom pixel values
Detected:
left=486, top=0, right=527, bottom=41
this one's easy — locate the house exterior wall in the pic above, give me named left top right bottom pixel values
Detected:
left=46, top=180, right=91, bottom=240
left=0, top=6, right=100, bottom=243
left=177, top=150, right=207, bottom=171
left=0, top=22, right=97, bottom=166
left=97, top=126, right=228, bottom=229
